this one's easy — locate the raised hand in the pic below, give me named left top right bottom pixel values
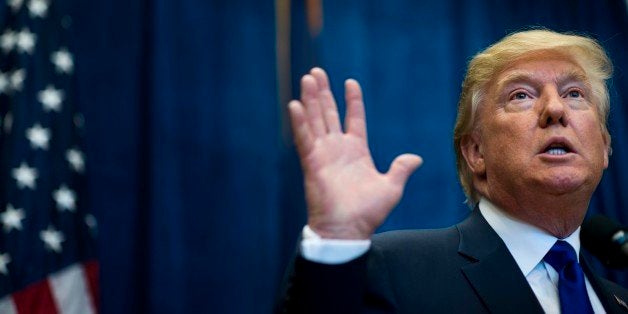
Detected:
left=288, top=68, right=422, bottom=239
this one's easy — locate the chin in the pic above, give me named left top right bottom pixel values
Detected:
left=537, top=172, right=587, bottom=195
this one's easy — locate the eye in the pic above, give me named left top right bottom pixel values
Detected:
left=510, top=91, right=529, bottom=100
left=566, top=90, right=582, bottom=98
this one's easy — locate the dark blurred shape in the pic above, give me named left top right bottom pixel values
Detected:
left=582, top=215, right=628, bottom=268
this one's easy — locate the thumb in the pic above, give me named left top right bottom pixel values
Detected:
left=387, top=153, right=423, bottom=187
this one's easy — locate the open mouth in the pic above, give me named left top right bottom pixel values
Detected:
left=542, top=142, right=572, bottom=156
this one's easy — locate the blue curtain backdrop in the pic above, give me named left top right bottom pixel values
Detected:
left=65, top=0, right=628, bottom=313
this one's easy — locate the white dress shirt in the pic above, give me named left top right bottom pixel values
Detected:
left=301, top=197, right=606, bottom=313
left=479, top=198, right=605, bottom=313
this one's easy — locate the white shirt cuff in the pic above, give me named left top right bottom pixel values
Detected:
left=300, top=225, right=371, bottom=265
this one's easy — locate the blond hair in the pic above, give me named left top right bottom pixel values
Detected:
left=453, top=29, right=613, bottom=206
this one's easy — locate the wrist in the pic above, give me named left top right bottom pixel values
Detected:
left=301, top=225, right=371, bottom=264
left=307, top=221, right=372, bottom=240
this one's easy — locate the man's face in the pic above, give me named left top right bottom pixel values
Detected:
left=471, top=52, right=609, bottom=212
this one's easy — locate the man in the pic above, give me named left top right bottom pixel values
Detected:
left=278, top=29, right=628, bottom=313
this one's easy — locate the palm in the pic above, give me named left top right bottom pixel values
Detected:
left=289, top=68, right=422, bottom=239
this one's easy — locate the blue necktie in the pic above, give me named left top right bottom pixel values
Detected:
left=543, top=240, right=594, bottom=314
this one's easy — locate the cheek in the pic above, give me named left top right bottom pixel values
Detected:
left=480, top=118, right=534, bottom=169
left=570, top=115, right=609, bottom=169
left=576, top=118, right=606, bottom=148
left=590, top=131, right=610, bottom=166
left=484, top=119, right=531, bottom=151
left=483, top=128, right=528, bottom=167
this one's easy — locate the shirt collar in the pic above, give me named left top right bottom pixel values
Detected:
left=478, top=197, right=582, bottom=276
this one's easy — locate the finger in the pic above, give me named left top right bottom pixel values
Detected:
left=386, top=154, right=423, bottom=187
left=301, top=74, right=326, bottom=137
left=310, top=67, right=341, bottom=133
left=288, top=100, right=314, bottom=157
left=344, top=79, right=367, bottom=139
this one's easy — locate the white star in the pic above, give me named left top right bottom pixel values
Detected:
left=0, top=252, right=10, bottom=275
left=12, top=162, right=37, bottom=189
left=10, top=69, right=25, bottom=91
left=53, top=185, right=76, bottom=212
left=26, top=123, right=51, bottom=150
left=1, top=204, right=25, bottom=233
left=16, top=28, right=36, bottom=54
left=4, top=113, right=12, bottom=134
left=40, top=225, right=65, bottom=253
left=85, top=214, right=97, bottom=232
left=0, top=30, right=15, bottom=53
left=27, top=0, right=48, bottom=18
left=66, top=148, right=85, bottom=172
left=38, top=85, right=64, bottom=112
left=51, top=48, right=73, bottom=74
left=0, top=72, right=8, bottom=94
left=8, top=0, right=24, bottom=12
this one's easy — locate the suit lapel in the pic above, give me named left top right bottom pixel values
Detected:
left=580, top=255, right=628, bottom=313
left=457, top=209, right=544, bottom=314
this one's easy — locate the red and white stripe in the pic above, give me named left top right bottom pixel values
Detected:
left=0, top=261, right=98, bottom=314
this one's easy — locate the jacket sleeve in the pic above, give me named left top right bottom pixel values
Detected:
left=275, top=245, right=396, bottom=314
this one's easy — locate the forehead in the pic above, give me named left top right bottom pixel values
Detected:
left=494, top=51, right=589, bottom=88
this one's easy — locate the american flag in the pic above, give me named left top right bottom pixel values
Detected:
left=0, top=0, right=99, bottom=313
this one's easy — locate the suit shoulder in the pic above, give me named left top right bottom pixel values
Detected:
left=371, top=226, right=459, bottom=254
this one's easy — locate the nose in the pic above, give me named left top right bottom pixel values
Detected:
left=538, top=88, right=568, bottom=128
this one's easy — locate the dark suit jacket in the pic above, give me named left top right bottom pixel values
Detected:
left=277, top=209, right=628, bottom=313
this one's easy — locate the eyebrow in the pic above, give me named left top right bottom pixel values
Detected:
left=495, top=69, right=590, bottom=94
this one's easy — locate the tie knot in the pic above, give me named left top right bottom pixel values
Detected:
left=544, top=240, right=578, bottom=272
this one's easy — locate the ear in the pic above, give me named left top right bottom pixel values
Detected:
left=460, top=132, right=486, bottom=176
